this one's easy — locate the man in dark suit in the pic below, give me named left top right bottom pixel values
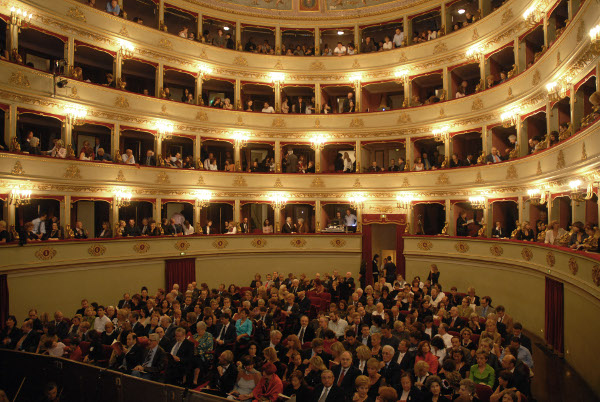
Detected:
left=302, top=338, right=332, bottom=367
left=15, top=321, right=40, bottom=353
left=253, top=307, right=273, bottom=344
left=130, top=312, right=148, bottom=337
left=210, top=350, right=238, bottom=396
left=294, top=96, right=307, bottom=114
left=393, top=339, right=415, bottom=372
left=492, top=221, right=507, bottom=238
left=444, top=307, right=466, bottom=332
left=52, top=311, right=69, bottom=339
left=132, top=333, right=168, bottom=382
left=296, top=291, right=311, bottom=316
left=294, top=315, right=315, bottom=345
left=340, top=272, right=355, bottom=302
left=283, top=150, right=298, bottom=173
left=166, top=327, right=194, bottom=385
left=164, top=218, right=183, bottom=236
left=486, top=147, right=504, bottom=163
left=311, top=370, right=346, bottom=402
left=512, top=323, right=532, bottom=352
left=115, top=333, right=145, bottom=374
left=379, top=345, right=402, bottom=388
left=342, top=92, right=355, bottom=113
left=142, top=150, right=157, bottom=166
left=281, top=217, right=296, bottom=233
left=214, top=313, right=236, bottom=354
left=118, top=293, right=132, bottom=309
left=383, top=256, right=397, bottom=283
left=123, top=219, right=141, bottom=237
left=332, top=352, right=361, bottom=398
left=240, top=217, right=251, bottom=233
left=203, top=219, right=216, bottom=235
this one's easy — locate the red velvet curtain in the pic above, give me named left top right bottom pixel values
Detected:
left=395, top=225, right=406, bottom=278
left=361, top=225, right=373, bottom=286
left=545, top=277, right=564, bottom=354
left=165, top=259, right=196, bottom=291
left=0, top=274, right=8, bottom=325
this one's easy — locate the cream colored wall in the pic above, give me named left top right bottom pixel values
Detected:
left=405, top=257, right=546, bottom=335
left=8, top=261, right=165, bottom=320
left=564, top=284, right=600, bottom=397
left=195, top=253, right=361, bottom=287
left=371, top=224, right=397, bottom=261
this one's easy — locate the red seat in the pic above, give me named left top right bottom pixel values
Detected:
left=475, top=383, right=493, bottom=402
left=301, top=342, right=312, bottom=350
left=240, top=287, right=253, bottom=294
left=399, top=310, right=409, bottom=317
left=319, top=299, right=329, bottom=312
left=319, top=293, right=331, bottom=302
left=137, top=337, right=150, bottom=348
left=433, top=319, right=440, bottom=326
left=309, top=297, right=321, bottom=306
left=306, top=291, right=317, bottom=298
left=471, top=334, right=481, bottom=344
left=448, top=331, right=460, bottom=337
left=479, top=317, right=487, bottom=324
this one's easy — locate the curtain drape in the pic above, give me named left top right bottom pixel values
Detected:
left=165, top=259, right=196, bottom=291
left=395, top=225, right=406, bottom=279
left=361, top=225, right=373, bottom=286
left=0, top=274, right=8, bottom=325
left=544, top=277, right=564, bottom=355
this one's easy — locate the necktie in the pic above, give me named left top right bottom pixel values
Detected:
left=299, top=327, right=305, bottom=343
left=319, top=387, right=329, bottom=402
left=337, top=369, right=346, bottom=386
left=143, top=348, right=154, bottom=367
left=219, top=325, right=227, bottom=340
left=171, top=342, right=181, bottom=356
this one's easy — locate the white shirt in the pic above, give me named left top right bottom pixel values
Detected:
left=382, top=41, right=393, bottom=50
left=428, top=31, right=437, bottom=40
left=32, top=218, right=46, bottom=234
left=48, top=342, right=66, bottom=357
left=226, top=226, right=237, bottom=234
left=94, top=315, right=111, bottom=332
left=343, top=159, right=353, bottom=171
left=328, top=318, right=348, bottom=338
left=318, top=386, right=331, bottom=400
left=393, top=32, right=405, bottom=47
left=122, top=154, right=135, bottom=164
left=396, top=351, right=406, bottom=364
left=262, top=106, right=275, bottom=113
left=431, top=292, right=445, bottom=308
left=204, top=159, right=218, bottom=170
left=333, top=46, right=346, bottom=55
left=545, top=229, right=566, bottom=245
left=435, top=333, right=453, bottom=348
left=183, top=225, right=195, bottom=235
left=347, top=48, right=355, bottom=55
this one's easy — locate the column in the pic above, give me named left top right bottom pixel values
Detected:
left=158, top=0, right=165, bottom=30
left=445, top=199, right=453, bottom=235
left=315, top=199, right=322, bottom=232
left=197, top=14, right=203, bottom=39
left=354, top=24, right=360, bottom=53
left=315, top=147, right=322, bottom=173
left=443, top=137, right=450, bottom=161
left=112, top=124, right=120, bottom=161
left=314, top=28, right=320, bottom=56
left=518, top=196, right=524, bottom=223
left=64, top=121, right=73, bottom=151
left=402, top=16, right=408, bottom=46
left=479, top=57, right=486, bottom=90
left=355, top=140, right=362, bottom=173
left=62, top=195, right=71, bottom=233
left=478, top=0, right=490, bottom=17
left=195, top=76, right=203, bottom=105
left=543, top=15, right=548, bottom=48
left=155, top=136, right=163, bottom=161
left=405, top=139, right=413, bottom=171
left=275, top=26, right=281, bottom=55
left=516, top=117, right=525, bottom=158
left=111, top=199, right=119, bottom=228
left=274, top=82, right=282, bottom=113
left=6, top=203, right=15, bottom=231
left=405, top=76, right=413, bottom=107
left=154, top=198, right=162, bottom=222
left=356, top=205, right=363, bottom=233
left=114, top=52, right=123, bottom=86
left=234, top=142, right=242, bottom=171
left=354, top=81, right=362, bottom=113
left=235, top=21, right=241, bottom=51
left=234, top=199, right=241, bottom=224
left=483, top=205, right=491, bottom=237
left=5, top=105, right=16, bottom=150
left=442, top=67, right=449, bottom=101
left=315, top=83, right=321, bottom=114
left=194, top=204, right=202, bottom=233
left=193, top=135, right=201, bottom=169
left=546, top=194, right=553, bottom=226
left=156, top=63, right=164, bottom=97
left=481, top=125, right=490, bottom=155
left=65, top=37, right=75, bottom=74
left=8, top=19, right=18, bottom=54
left=513, top=38, right=520, bottom=76
left=406, top=17, right=413, bottom=45
left=406, top=205, right=414, bottom=234
left=234, top=79, right=241, bottom=110
left=274, top=207, right=281, bottom=233
left=569, top=83, right=576, bottom=131
left=274, top=140, right=281, bottom=173
left=441, top=2, right=447, bottom=35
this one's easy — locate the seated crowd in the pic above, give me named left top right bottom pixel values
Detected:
left=1, top=266, right=533, bottom=402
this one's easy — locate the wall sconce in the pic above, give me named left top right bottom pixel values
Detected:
left=198, top=64, right=213, bottom=82
left=269, top=192, right=288, bottom=210
left=396, top=193, right=413, bottom=210
left=270, top=72, right=285, bottom=85
left=394, top=69, right=408, bottom=83
left=64, top=105, right=87, bottom=126
left=310, top=134, right=327, bottom=151
left=194, top=190, right=212, bottom=208
left=523, top=3, right=542, bottom=25
left=569, top=180, right=587, bottom=204
left=468, top=195, right=486, bottom=209
left=546, top=81, right=567, bottom=102
left=527, top=188, right=547, bottom=205
left=466, top=45, right=483, bottom=61
left=233, top=131, right=248, bottom=147
left=114, top=189, right=132, bottom=207
left=432, top=126, right=450, bottom=142
left=10, top=6, right=32, bottom=32
left=349, top=74, right=362, bottom=89
left=8, top=186, right=31, bottom=206
left=349, top=193, right=366, bottom=210
left=118, top=39, right=134, bottom=59
left=501, top=108, right=518, bottom=128
left=154, top=120, right=174, bottom=141
left=590, top=25, right=600, bottom=50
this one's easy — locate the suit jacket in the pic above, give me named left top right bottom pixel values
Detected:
left=297, top=296, right=312, bottom=315
left=99, top=228, right=113, bottom=238
left=294, top=324, right=315, bottom=344
left=122, top=343, right=145, bottom=372
left=240, top=221, right=251, bottom=233
left=281, top=222, right=296, bottom=233
left=169, top=338, right=194, bottom=367
left=393, top=350, right=415, bottom=372
left=214, top=322, right=236, bottom=344
left=211, top=363, right=238, bottom=393
left=17, top=330, right=40, bottom=353
left=164, top=224, right=183, bottom=236
left=118, top=299, right=132, bottom=309
left=301, top=349, right=332, bottom=367
left=310, top=384, right=346, bottom=402
left=486, top=153, right=504, bottom=163
left=203, top=225, right=217, bottom=235
left=492, top=227, right=507, bottom=238
left=379, top=361, right=402, bottom=387
left=342, top=97, right=355, bottom=113
left=54, top=320, right=70, bottom=339
left=294, top=101, right=307, bottom=114
left=443, top=316, right=466, bottom=331
left=123, top=225, right=141, bottom=237
left=142, top=155, right=157, bottom=166
left=332, top=365, right=361, bottom=395
left=142, top=346, right=168, bottom=380
left=284, top=153, right=299, bottom=173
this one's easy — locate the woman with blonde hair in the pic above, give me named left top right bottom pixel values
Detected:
left=263, top=346, right=286, bottom=379
left=414, top=360, right=431, bottom=390
left=369, top=332, right=383, bottom=360
left=457, top=297, right=475, bottom=318
left=353, top=375, right=371, bottom=402
left=283, top=334, right=302, bottom=364
left=515, top=221, right=535, bottom=241
left=355, top=345, right=371, bottom=375
left=304, top=355, right=326, bottom=387
left=366, top=358, right=385, bottom=398
left=545, top=220, right=566, bottom=245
